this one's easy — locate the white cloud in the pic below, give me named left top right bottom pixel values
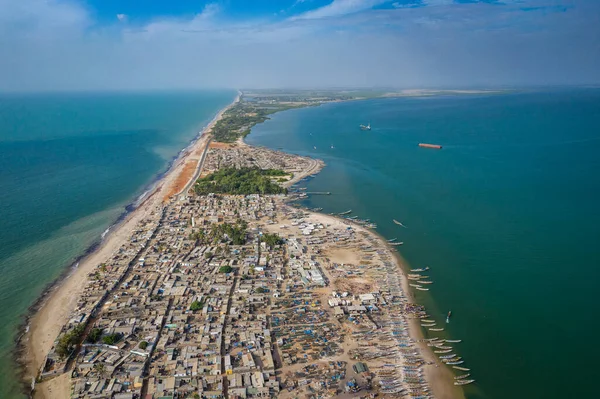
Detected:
left=290, top=0, right=387, bottom=20
left=0, top=0, right=598, bottom=91
left=116, top=13, right=128, bottom=22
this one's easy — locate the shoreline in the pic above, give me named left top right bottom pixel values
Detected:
left=16, top=92, right=241, bottom=398
left=17, top=91, right=462, bottom=399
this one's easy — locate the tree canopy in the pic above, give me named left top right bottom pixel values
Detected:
left=194, top=167, right=287, bottom=196
left=261, top=232, right=284, bottom=249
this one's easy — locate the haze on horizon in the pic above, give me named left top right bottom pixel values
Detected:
left=1, top=0, right=599, bottom=92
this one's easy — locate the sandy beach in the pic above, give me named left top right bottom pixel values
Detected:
left=20, top=93, right=240, bottom=398
left=267, top=211, right=464, bottom=399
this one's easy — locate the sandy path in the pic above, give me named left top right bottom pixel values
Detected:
left=21, top=94, right=240, bottom=398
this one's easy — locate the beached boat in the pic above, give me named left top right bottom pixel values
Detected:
left=446, top=360, right=464, bottom=365
left=453, top=366, right=470, bottom=371
left=388, top=238, right=397, bottom=242
left=454, top=379, right=475, bottom=386
left=390, top=242, right=403, bottom=246
left=455, top=374, right=471, bottom=380
left=416, top=287, right=429, bottom=291
left=434, top=349, right=452, bottom=354
left=446, top=339, right=462, bottom=343
left=429, top=327, right=444, bottom=331
left=440, top=354, right=456, bottom=359
left=421, top=319, right=435, bottom=323
left=409, top=284, right=423, bottom=288
left=339, top=210, right=352, bottom=215
left=411, top=267, right=430, bottom=272
left=393, top=219, right=408, bottom=228
left=419, top=281, right=433, bottom=284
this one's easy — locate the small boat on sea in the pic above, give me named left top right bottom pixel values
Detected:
left=393, top=219, right=408, bottom=228
left=440, top=354, right=456, bottom=359
left=453, top=366, right=470, bottom=371
left=421, top=319, right=435, bottom=323
left=446, top=360, right=464, bottom=365
left=339, top=210, right=352, bottom=215
left=411, top=267, right=430, bottom=272
left=390, top=242, right=404, bottom=246
left=429, top=327, right=444, bottom=331
left=388, top=238, right=398, bottom=242
left=454, top=379, right=475, bottom=386
left=446, top=310, right=452, bottom=324
left=419, top=281, right=433, bottom=284
left=416, top=287, right=429, bottom=291
left=360, top=123, right=371, bottom=131
left=446, top=339, right=462, bottom=343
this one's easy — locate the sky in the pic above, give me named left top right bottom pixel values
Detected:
left=1, top=0, right=599, bottom=91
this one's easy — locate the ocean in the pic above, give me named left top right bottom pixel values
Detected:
left=246, top=89, right=600, bottom=399
left=0, top=90, right=236, bottom=398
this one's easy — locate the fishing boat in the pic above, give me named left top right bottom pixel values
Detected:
left=390, top=242, right=404, bottom=246
left=416, top=287, right=429, bottom=291
left=446, top=310, right=452, bottom=324
left=454, top=379, right=475, bottom=386
left=388, top=238, right=398, bottom=242
left=409, top=284, right=422, bottom=288
left=339, top=210, right=352, bottom=215
left=455, top=374, right=471, bottom=380
left=419, top=281, right=433, bottom=284
left=393, top=219, right=408, bottom=228
left=445, top=339, right=462, bottom=343
left=421, top=319, right=435, bottom=323
left=434, top=349, right=452, bottom=354
left=411, top=267, right=430, bottom=272
left=440, top=354, right=456, bottom=359
left=313, top=146, right=317, bottom=150
left=446, top=360, right=464, bottom=365
left=453, top=366, right=470, bottom=371
left=360, top=122, right=371, bottom=131
left=429, top=327, right=444, bottom=331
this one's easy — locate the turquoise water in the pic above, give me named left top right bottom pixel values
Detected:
left=0, top=90, right=235, bottom=398
left=247, top=90, right=600, bottom=399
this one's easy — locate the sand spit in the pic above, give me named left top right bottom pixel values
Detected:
left=18, top=92, right=463, bottom=399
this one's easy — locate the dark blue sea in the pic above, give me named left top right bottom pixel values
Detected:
left=246, top=89, right=600, bottom=399
left=0, top=90, right=236, bottom=398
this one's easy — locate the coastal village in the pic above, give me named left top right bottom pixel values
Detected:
left=27, top=92, right=467, bottom=399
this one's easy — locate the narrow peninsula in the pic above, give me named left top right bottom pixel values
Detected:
left=20, top=90, right=471, bottom=399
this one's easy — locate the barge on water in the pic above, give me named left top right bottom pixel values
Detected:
left=419, top=143, right=442, bottom=149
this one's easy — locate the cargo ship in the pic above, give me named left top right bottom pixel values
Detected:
left=419, top=143, right=442, bottom=149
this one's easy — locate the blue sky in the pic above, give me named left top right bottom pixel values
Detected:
left=1, top=0, right=599, bottom=90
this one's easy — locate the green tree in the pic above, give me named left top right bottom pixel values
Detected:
left=102, top=333, right=122, bottom=345
left=139, top=341, right=149, bottom=350
left=86, top=328, right=103, bottom=343
left=190, top=300, right=204, bottom=311
left=219, top=265, right=233, bottom=273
